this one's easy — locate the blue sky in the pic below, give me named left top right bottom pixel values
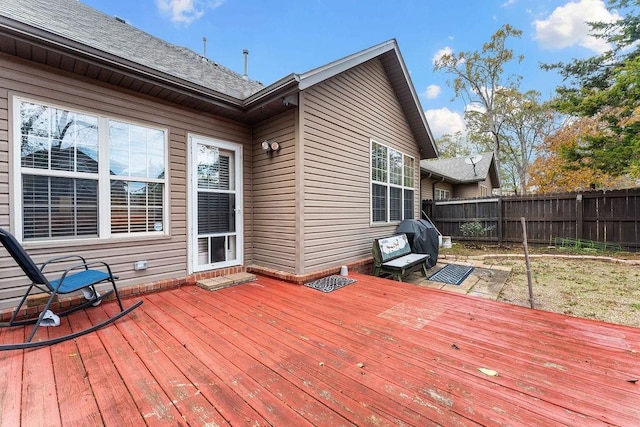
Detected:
left=82, top=0, right=620, bottom=139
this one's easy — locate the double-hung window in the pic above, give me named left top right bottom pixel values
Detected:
left=370, top=140, right=415, bottom=223
left=14, top=98, right=168, bottom=241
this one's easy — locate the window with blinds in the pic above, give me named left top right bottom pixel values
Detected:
left=108, top=121, right=165, bottom=234
left=16, top=99, right=167, bottom=240
left=370, top=140, right=415, bottom=224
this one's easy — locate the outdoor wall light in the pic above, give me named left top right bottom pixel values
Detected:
left=261, top=140, right=281, bottom=153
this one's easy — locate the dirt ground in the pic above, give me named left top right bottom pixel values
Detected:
left=443, top=244, right=640, bottom=328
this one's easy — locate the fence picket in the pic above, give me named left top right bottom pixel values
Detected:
left=422, top=188, right=640, bottom=251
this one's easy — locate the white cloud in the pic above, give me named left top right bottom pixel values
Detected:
left=466, top=102, right=486, bottom=114
left=423, top=84, right=441, bottom=99
left=157, top=0, right=223, bottom=25
left=432, top=47, right=453, bottom=65
left=425, top=108, right=466, bottom=139
left=533, top=0, right=620, bottom=53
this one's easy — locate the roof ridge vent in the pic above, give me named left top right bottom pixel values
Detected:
left=114, top=16, right=127, bottom=24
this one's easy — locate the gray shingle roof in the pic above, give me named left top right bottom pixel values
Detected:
left=420, top=152, right=495, bottom=183
left=0, top=0, right=263, bottom=99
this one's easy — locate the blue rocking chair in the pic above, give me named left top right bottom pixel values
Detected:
left=0, top=228, right=143, bottom=350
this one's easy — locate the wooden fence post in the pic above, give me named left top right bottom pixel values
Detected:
left=576, top=194, right=583, bottom=240
left=497, top=197, right=503, bottom=246
left=521, top=217, right=535, bottom=309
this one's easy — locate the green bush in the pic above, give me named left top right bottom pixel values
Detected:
left=459, top=221, right=496, bottom=238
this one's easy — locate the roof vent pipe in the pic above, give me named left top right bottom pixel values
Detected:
left=243, top=49, right=249, bottom=80
left=203, top=37, right=207, bottom=58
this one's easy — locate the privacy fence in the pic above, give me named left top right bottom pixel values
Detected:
left=422, top=188, right=640, bottom=252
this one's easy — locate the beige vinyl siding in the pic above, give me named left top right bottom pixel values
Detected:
left=455, top=183, right=482, bottom=199
left=435, top=182, right=454, bottom=199
left=482, top=176, right=494, bottom=192
left=0, top=55, right=252, bottom=310
left=250, top=110, right=297, bottom=272
left=421, top=176, right=435, bottom=200
left=301, top=58, right=420, bottom=273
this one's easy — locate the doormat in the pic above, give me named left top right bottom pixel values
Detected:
left=304, top=275, right=356, bottom=293
left=428, top=264, right=474, bottom=286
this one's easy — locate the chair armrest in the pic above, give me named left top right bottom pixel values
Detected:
left=80, top=260, right=114, bottom=275
left=41, top=254, right=89, bottom=272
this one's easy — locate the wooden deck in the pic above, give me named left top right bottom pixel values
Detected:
left=1, top=273, right=639, bottom=426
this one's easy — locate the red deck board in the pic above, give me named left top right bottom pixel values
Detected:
left=123, top=299, right=267, bottom=426
left=232, top=276, right=640, bottom=425
left=85, top=305, right=188, bottom=425
left=101, top=303, right=230, bottom=426
left=335, top=279, right=640, bottom=380
left=49, top=316, right=102, bottom=426
left=0, top=327, right=25, bottom=425
left=21, top=332, right=59, bottom=426
left=326, top=275, right=640, bottom=371
left=67, top=309, right=144, bottom=425
left=225, top=279, right=592, bottom=426
left=160, top=288, right=361, bottom=425
left=168, top=286, right=440, bottom=426
left=146, top=291, right=329, bottom=426
left=0, top=272, right=639, bottom=426
left=207, top=286, right=488, bottom=426
left=350, top=279, right=640, bottom=423
left=141, top=293, right=310, bottom=426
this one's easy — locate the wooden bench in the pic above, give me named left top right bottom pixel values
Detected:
left=372, top=234, right=430, bottom=281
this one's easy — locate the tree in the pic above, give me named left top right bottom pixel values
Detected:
left=497, top=89, right=559, bottom=194
left=434, top=24, right=524, bottom=194
left=528, top=116, right=633, bottom=193
left=434, top=131, right=472, bottom=158
left=544, top=0, right=640, bottom=177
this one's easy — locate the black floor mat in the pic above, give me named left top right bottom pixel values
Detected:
left=428, top=264, right=474, bottom=285
left=304, top=275, right=356, bottom=293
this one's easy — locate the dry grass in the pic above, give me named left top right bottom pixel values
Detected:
left=444, top=243, right=640, bottom=328
left=496, top=258, right=640, bottom=327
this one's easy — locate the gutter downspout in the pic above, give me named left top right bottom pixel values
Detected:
left=432, top=176, right=445, bottom=200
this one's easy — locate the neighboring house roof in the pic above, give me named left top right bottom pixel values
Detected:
left=420, top=152, right=500, bottom=188
left=0, top=0, right=437, bottom=158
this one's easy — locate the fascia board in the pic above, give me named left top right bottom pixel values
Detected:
left=297, top=40, right=397, bottom=90
left=242, top=74, right=300, bottom=109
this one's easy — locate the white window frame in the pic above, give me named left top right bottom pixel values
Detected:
left=11, top=96, right=169, bottom=242
left=434, top=188, right=450, bottom=200
left=370, top=139, right=416, bottom=224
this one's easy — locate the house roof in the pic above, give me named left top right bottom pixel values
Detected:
left=420, top=152, right=500, bottom=187
left=0, top=0, right=264, bottom=100
left=0, top=0, right=437, bottom=157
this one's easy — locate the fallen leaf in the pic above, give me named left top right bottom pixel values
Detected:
left=478, top=368, right=499, bottom=377
left=356, top=362, right=365, bottom=368
left=451, top=344, right=460, bottom=350
left=625, top=378, right=638, bottom=384
left=318, top=362, right=325, bottom=366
